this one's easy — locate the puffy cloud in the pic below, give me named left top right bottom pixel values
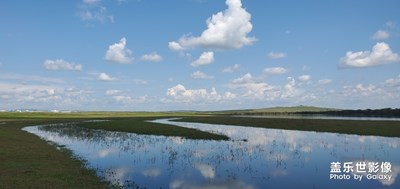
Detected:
left=140, top=52, right=163, bottom=62
left=105, top=38, right=133, bottom=64
left=222, top=64, right=240, bottom=73
left=43, top=59, right=82, bottom=71
left=98, top=73, right=117, bottom=81
left=267, top=52, right=287, bottom=59
left=229, top=73, right=316, bottom=102
left=342, top=84, right=381, bottom=97
left=371, top=30, right=389, bottom=40
left=0, top=82, right=94, bottom=110
left=230, top=73, right=276, bottom=99
left=282, top=77, right=297, bottom=98
left=170, top=0, right=255, bottom=50
left=168, top=41, right=184, bottom=51
left=264, top=67, right=288, bottom=75
left=318, top=79, right=332, bottom=85
left=298, top=75, right=311, bottom=82
left=191, top=71, right=214, bottom=80
left=191, top=51, right=214, bottom=67
left=232, top=73, right=253, bottom=84
left=105, top=89, right=148, bottom=104
left=165, top=84, right=223, bottom=103
left=340, top=42, right=400, bottom=68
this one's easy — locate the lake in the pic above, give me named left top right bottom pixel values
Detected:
left=23, top=118, right=400, bottom=189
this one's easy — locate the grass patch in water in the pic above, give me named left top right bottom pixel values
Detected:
left=76, top=117, right=229, bottom=140
left=177, top=116, right=400, bottom=137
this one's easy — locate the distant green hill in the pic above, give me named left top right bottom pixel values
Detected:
left=252, top=105, right=339, bottom=113
left=218, top=105, right=339, bottom=114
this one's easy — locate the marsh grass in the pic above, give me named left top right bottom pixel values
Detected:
left=177, top=116, right=400, bottom=137
left=0, top=120, right=110, bottom=189
left=76, top=117, right=229, bottom=140
left=2, top=112, right=399, bottom=188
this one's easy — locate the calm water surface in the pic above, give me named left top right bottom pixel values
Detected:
left=23, top=119, right=400, bottom=189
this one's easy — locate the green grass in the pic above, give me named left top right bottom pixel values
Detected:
left=177, top=116, right=400, bottom=137
left=0, top=113, right=227, bottom=189
left=0, top=113, right=228, bottom=188
left=0, top=119, right=110, bottom=189
left=76, top=117, right=229, bottom=140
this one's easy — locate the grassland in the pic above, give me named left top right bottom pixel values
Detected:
left=0, top=119, right=110, bottom=189
left=1, top=110, right=399, bottom=188
left=0, top=112, right=225, bottom=189
left=177, top=116, right=400, bottom=137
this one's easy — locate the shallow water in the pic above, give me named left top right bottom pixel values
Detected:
left=23, top=119, right=400, bottom=189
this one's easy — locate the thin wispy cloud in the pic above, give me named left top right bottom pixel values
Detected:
left=222, top=64, right=240, bottom=73
left=371, top=30, right=389, bottom=40
left=267, top=52, right=287, bottom=59
left=43, top=59, right=82, bottom=71
left=77, top=0, right=114, bottom=23
left=191, top=71, right=214, bottom=80
left=264, top=67, right=288, bottom=75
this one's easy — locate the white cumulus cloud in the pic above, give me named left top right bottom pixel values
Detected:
left=191, top=71, right=214, bottom=80
left=168, top=41, right=184, bottom=51
left=140, top=52, right=163, bottom=62
left=231, top=73, right=276, bottom=99
left=340, top=42, right=400, bottom=68
left=98, top=73, right=117, bottom=81
left=169, top=0, right=255, bottom=50
left=267, top=52, right=287, bottom=59
left=43, top=59, right=82, bottom=71
left=105, top=38, right=133, bottom=64
left=191, top=51, right=214, bottom=67
left=264, top=67, right=288, bottom=75
left=371, top=30, right=389, bottom=40
left=165, top=84, right=223, bottom=103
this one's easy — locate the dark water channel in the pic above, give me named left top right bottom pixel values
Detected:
left=23, top=119, right=400, bottom=189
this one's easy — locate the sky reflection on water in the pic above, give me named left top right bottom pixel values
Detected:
left=23, top=119, right=400, bottom=189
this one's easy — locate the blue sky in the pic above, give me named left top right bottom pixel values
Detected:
left=1, top=0, right=400, bottom=111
